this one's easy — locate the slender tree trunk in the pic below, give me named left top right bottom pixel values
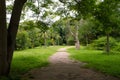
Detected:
left=75, top=26, right=80, bottom=50
left=67, top=21, right=80, bottom=49
left=0, top=0, right=8, bottom=75
left=7, top=0, right=27, bottom=75
left=85, top=34, right=88, bottom=46
left=75, top=37, right=80, bottom=50
left=106, top=33, right=110, bottom=53
left=44, top=32, right=47, bottom=47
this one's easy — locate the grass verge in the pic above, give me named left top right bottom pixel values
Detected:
left=68, top=46, right=120, bottom=77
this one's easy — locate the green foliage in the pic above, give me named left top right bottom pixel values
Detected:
left=36, top=21, right=49, bottom=33
left=20, top=20, right=36, bottom=30
left=17, top=0, right=120, bottom=50
left=94, top=0, right=120, bottom=33
left=51, top=19, right=68, bottom=45
left=67, top=36, right=74, bottom=45
left=78, top=18, right=100, bottom=45
left=68, top=47, right=120, bottom=77
left=90, top=36, right=117, bottom=50
left=6, top=4, right=13, bottom=14
left=16, top=21, right=42, bottom=50
left=16, top=30, right=31, bottom=50
left=25, top=0, right=53, bottom=19
left=113, top=42, right=120, bottom=52
left=68, top=0, right=96, bottom=19
left=28, top=28, right=41, bottom=48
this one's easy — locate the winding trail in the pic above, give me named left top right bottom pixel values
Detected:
left=22, top=47, right=120, bottom=80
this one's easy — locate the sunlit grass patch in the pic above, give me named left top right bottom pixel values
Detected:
left=68, top=47, right=120, bottom=77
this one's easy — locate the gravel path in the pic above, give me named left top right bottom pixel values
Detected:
left=22, top=47, right=120, bottom=80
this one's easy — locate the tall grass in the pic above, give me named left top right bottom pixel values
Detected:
left=68, top=46, right=120, bottom=77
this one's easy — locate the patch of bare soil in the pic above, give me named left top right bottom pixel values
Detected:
left=22, top=47, right=120, bottom=80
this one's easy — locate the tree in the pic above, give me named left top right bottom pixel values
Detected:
left=78, top=18, right=100, bottom=46
left=64, top=16, right=81, bottom=49
left=52, top=19, right=68, bottom=45
left=25, top=0, right=53, bottom=21
left=48, top=27, right=61, bottom=45
left=17, top=20, right=41, bottom=49
left=0, top=0, right=27, bottom=76
left=58, top=0, right=96, bottom=49
left=36, top=21, right=49, bottom=46
left=94, top=0, right=120, bottom=53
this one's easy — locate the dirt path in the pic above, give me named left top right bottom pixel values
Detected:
left=22, top=47, right=120, bottom=80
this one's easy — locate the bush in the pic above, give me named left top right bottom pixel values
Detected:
left=16, top=30, right=31, bottom=50
left=67, top=37, right=75, bottom=45
left=28, top=28, right=41, bottom=47
left=90, top=36, right=117, bottom=50
left=113, top=42, right=120, bottom=52
left=16, top=21, right=43, bottom=50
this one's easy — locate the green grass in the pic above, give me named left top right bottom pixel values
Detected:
left=10, top=46, right=62, bottom=79
left=68, top=46, right=120, bottom=77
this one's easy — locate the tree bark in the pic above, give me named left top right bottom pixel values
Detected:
left=0, top=0, right=8, bottom=75
left=6, top=0, right=27, bottom=75
left=44, top=32, right=47, bottom=47
left=0, top=0, right=27, bottom=76
left=75, top=26, right=80, bottom=50
left=106, top=33, right=110, bottom=53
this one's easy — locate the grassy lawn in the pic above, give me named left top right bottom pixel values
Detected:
left=68, top=46, right=120, bottom=77
left=9, top=46, right=62, bottom=79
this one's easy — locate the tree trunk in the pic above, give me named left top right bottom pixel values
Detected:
left=106, top=33, right=110, bottom=53
left=0, top=0, right=27, bottom=76
left=6, top=0, right=27, bottom=75
left=85, top=34, right=88, bottom=46
left=0, top=0, right=8, bottom=75
left=75, top=36, right=80, bottom=50
left=75, top=26, right=80, bottom=50
left=44, top=32, right=47, bottom=47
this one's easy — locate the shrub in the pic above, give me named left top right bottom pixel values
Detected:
left=90, top=36, right=117, bottom=50
left=16, top=30, right=31, bottom=50
left=28, top=28, right=41, bottom=47
left=67, top=37, right=75, bottom=45
left=113, top=42, right=120, bottom=52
